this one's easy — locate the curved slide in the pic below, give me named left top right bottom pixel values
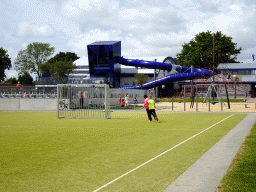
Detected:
left=115, top=56, right=213, bottom=89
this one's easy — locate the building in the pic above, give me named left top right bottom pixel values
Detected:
left=217, top=63, right=256, bottom=97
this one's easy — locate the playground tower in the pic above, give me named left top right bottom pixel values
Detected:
left=87, top=41, right=121, bottom=88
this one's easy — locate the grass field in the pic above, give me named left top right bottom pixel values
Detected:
left=0, top=111, right=247, bottom=192
left=217, top=121, right=256, bottom=191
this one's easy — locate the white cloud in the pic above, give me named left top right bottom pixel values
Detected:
left=188, top=23, right=209, bottom=35
left=67, top=29, right=121, bottom=56
left=18, top=21, right=54, bottom=36
left=61, top=0, right=120, bottom=18
left=1, top=0, right=256, bottom=70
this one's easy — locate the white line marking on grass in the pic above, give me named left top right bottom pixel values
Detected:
left=0, top=125, right=202, bottom=131
left=93, top=114, right=235, bottom=192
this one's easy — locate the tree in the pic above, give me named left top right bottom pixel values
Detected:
left=48, top=52, right=80, bottom=63
left=5, top=77, right=18, bottom=84
left=50, top=60, right=76, bottom=83
left=18, top=71, right=33, bottom=85
left=0, top=47, right=12, bottom=82
left=14, top=42, right=55, bottom=79
left=134, top=73, right=148, bottom=87
left=175, top=31, right=242, bottom=73
left=40, top=52, right=79, bottom=77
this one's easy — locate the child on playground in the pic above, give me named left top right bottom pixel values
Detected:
left=148, top=95, right=158, bottom=122
left=23, top=91, right=27, bottom=98
left=120, top=99, right=125, bottom=107
left=124, top=93, right=129, bottom=108
left=133, top=97, right=138, bottom=109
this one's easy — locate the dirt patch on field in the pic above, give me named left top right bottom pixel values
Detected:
left=155, top=102, right=256, bottom=113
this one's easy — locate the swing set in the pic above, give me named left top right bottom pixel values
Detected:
left=184, top=83, right=231, bottom=110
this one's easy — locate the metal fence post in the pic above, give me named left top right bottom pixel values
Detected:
left=196, top=84, right=198, bottom=112
left=208, top=85, right=210, bottom=112
left=57, top=84, right=59, bottom=119
left=172, top=96, right=174, bottom=111
left=184, top=85, right=186, bottom=111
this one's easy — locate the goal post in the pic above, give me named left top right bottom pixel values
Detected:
left=57, top=84, right=111, bottom=119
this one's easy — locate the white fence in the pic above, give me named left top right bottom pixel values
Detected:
left=0, top=98, right=56, bottom=111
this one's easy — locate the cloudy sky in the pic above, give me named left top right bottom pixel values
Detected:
left=1, top=0, right=256, bottom=80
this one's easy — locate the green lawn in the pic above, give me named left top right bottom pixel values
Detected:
left=217, top=121, right=256, bottom=191
left=0, top=112, right=247, bottom=192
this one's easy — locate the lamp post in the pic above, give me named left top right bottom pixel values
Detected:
left=213, top=32, right=215, bottom=83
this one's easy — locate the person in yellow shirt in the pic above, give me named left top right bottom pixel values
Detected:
left=148, top=95, right=158, bottom=122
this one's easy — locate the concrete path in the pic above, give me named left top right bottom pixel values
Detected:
left=164, top=113, right=256, bottom=192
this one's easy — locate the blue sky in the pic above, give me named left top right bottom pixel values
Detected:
left=1, top=0, right=256, bottom=80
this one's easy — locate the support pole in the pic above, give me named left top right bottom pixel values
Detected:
left=57, top=84, right=59, bottom=118
left=172, top=96, right=174, bottom=111
left=221, top=99, right=223, bottom=112
left=225, top=83, right=231, bottom=109
left=196, top=84, right=198, bottom=112
left=208, top=86, right=210, bottom=112
left=235, top=78, right=237, bottom=99
left=154, top=59, right=157, bottom=98
left=184, top=85, right=186, bottom=111
left=220, top=85, right=223, bottom=112
left=213, top=32, right=215, bottom=83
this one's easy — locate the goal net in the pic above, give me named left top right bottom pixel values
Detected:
left=57, top=84, right=111, bottom=119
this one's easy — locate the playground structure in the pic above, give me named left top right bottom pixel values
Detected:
left=87, top=41, right=213, bottom=90
left=183, top=83, right=231, bottom=111
left=2, top=41, right=256, bottom=113
left=86, top=41, right=241, bottom=110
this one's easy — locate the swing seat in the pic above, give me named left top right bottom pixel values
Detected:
left=210, top=101, right=219, bottom=105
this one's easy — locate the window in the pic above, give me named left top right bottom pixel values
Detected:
left=232, top=70, right=237, bottom=75
left=98, top=53, right=109, bottom=65
left=93, top=53, right=110, bottom=67
left=237, top=70, right=252, bottom=75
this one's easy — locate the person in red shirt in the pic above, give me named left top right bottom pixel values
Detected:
left=80, top=92, right=84, bottom=108
left=120, top=99, right=125, bottom=107
left=16, top=82, right=22, bottom=94
left=16, top=82, right=22, bottom=88
left=143, top=95, right=150, bottom=121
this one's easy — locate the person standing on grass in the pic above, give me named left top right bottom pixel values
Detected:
left=133, top=97, right=138, bottom=109
left=125, top=93, right=129, bottom=108
left=118, top=93, right=122, bottom=105
left=148, top=95, right=158, bottom=122
left=143, top=95, right=150, bottom=121
left=80, top=91, right=84, bottom=109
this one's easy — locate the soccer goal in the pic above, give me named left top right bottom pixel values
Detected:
left=57, top=84, right=111, bottom=119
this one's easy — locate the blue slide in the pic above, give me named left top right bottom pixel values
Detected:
left=115, top=56, right=213, bottom=89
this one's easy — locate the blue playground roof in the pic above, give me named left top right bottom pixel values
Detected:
left=88, top=41, right=120, bottom=45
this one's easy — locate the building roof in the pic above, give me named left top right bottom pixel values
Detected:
left=88, top=41, right=120, bottom=45
left=218, top=63, right=256, bottom=70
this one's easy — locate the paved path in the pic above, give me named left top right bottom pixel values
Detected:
left=164, top=113, right=256, bottom=192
